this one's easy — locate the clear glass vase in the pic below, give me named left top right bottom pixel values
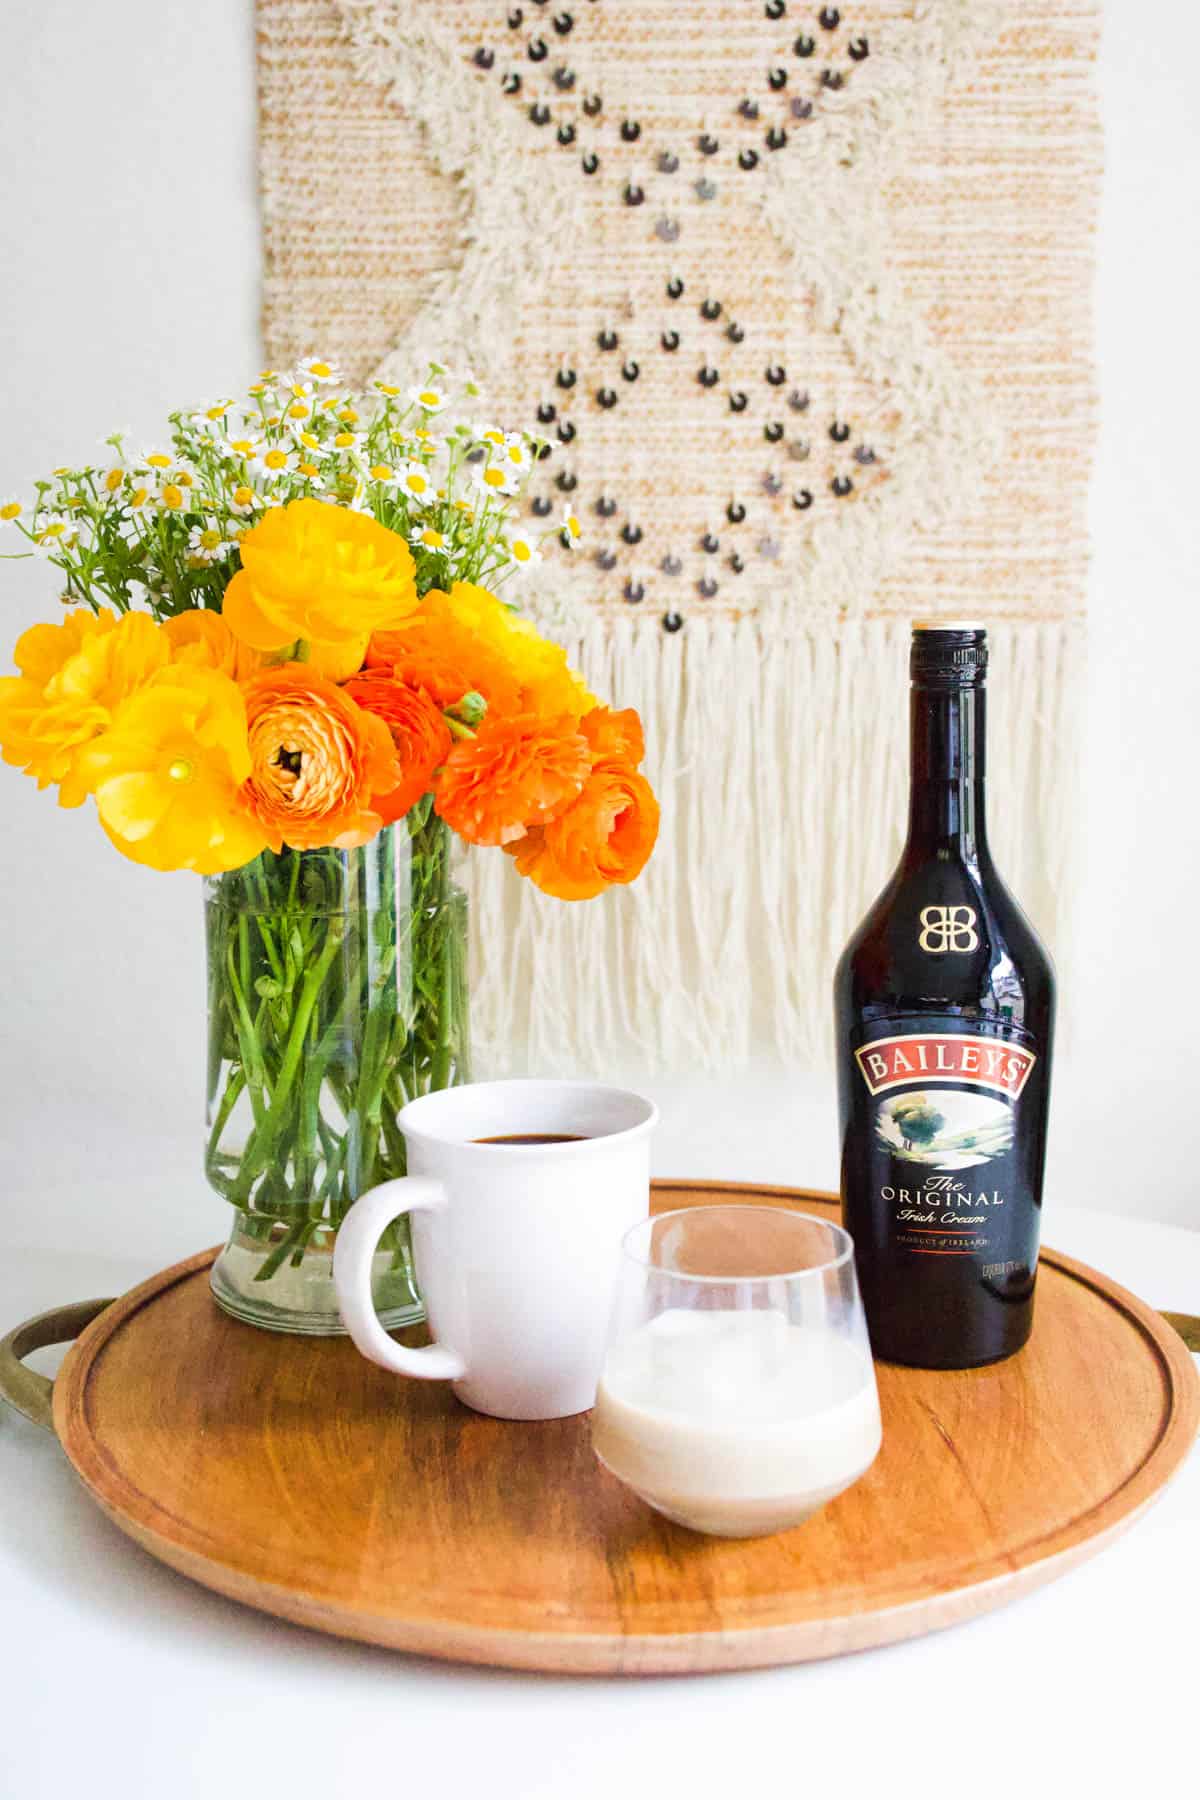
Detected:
left=204, top=804, right=470, bottom=1334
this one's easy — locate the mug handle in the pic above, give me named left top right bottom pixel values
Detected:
left=334, top=1178, right=466, bottom=1381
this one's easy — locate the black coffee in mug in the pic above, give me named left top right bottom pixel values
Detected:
left=474, top=1134, right=589, bottom=1146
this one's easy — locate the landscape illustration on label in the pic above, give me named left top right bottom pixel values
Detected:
left=875, top=1089, right=1015, bottom=1171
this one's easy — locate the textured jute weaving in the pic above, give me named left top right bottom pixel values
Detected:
left=258, top=0, right=1101, bottom=1070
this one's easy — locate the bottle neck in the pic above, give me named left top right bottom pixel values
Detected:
left=904, top=682, right=989, bottom=863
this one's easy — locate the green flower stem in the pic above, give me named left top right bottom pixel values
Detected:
left=255, top=1216, right=319, bottom=1284
left=205, top=1066, right=247, bottom=1170
left=223, top=942, right=269, bottom=1127
left=225, top=920, right=346, bottom=1206
left=429, top=830, right=457, bottom=1093
left=205, top=818, right=470, bottom=1292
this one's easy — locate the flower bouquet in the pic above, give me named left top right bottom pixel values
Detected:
left=0, top=360, right=659, bottom=1332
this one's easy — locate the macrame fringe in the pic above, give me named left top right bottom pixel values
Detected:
left=463, top=614, right=1083, bottom=1075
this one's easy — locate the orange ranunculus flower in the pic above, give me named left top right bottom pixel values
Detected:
left=70, top=665, right=269, bottom=874
left=580, top=705, right=646, bottom=768
left=435, top=712, right=590, bottom=847
left=0, top=609, right=170, bottom=803
left=164, top=608, right=262, bottom=679
left=342, top=671, right=453, bottom=825
left=507, top=764, right=660, bottom=900
left=241, top=664, right=400, bottom=852
left=223, top=498, right=419, bottom=681
left=368, top=582, right=594, bottom=721
left=368, top=603, right=525, bottom=716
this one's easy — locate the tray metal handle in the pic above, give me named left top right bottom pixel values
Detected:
left=0, top=1298, right=114, bottom=1431
left=1161, top=1311, right=1200, bottom=1353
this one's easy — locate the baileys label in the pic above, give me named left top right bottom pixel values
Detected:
left=849, top=1022, right=1039, bottom=1276
left=855, top=1032, right=1035, bottom=1101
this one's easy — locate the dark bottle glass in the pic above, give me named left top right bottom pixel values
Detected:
left=835, top=624, right=1055, bottom=1369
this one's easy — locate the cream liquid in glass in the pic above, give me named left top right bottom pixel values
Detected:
left=593, top=1307, right=882, bottom=1537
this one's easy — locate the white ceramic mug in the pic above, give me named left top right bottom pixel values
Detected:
left=333, top=1079, right=658, bottom=1420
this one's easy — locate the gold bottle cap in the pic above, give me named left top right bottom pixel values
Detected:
left=912, top=619, right=987, bottom=633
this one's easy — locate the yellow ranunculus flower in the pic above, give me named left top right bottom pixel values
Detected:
left=71, top=666, right=268, bottom=874
left=163, top=608, right=262, bottom=679
left=0, top=609, right=170, bottom=802
left=222, top=497, right=419, bottom=681
left=421, top=582, right=595, bottom=720
left=12, top=609, right=117, bottom=686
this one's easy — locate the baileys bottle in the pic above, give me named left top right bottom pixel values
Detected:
left=834, top=623, right=1056, bottom=1369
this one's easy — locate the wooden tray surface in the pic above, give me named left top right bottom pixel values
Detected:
left=52, top=1183, right=1199, bottom=1674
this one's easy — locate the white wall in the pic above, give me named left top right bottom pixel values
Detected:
left=0, top=0, right=1197, bottom=1263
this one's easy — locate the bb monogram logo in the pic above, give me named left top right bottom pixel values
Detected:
left=918, top=906, right=979, bottom=954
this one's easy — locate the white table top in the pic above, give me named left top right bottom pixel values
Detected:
left=2, top=1189, right=1197, bottom=1798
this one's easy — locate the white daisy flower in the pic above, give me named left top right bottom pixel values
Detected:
left=0, top=497, right=24, bottom=525
left=224, top=435, right=264, bottom=465
left=408, top=384, right=446, bottom=414
left=260, top=445, right=292, bottom=476
left=559, top=505, right=582, bottom=548
left=31, top=514, right=75, bottom=556
left=500, top=433, right=531, bottom=473
left=473, top=460, right=518, bottom=499
left=373, top=380, right=403, bottom=398
left=139, top=448, right=175, bottom=473
left=157, top=479, right=188, bottom=512
left=505, top=534, right=543, bottom=572
left=475, top=424, right=506, bottom=447
left=228, top=484, right=263, bottom=515
left=331, top=430, right=358, bottom=452
left=289, top=427, right=330, bottom=456
left=188, top=520, right=235, bottom=563
left=296, top=356, right=340, bottom=386
left=409, top=525, right=449, bottom=553
left=401, top=462, right=433, bottom=501
left=366, top=463, right=399, bottom=485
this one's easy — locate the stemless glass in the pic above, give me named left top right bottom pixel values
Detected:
left=592, top=1206, right=882, bottom=1538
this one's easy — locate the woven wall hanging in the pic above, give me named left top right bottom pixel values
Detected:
left=257, top=0, right=1100, bottom=1071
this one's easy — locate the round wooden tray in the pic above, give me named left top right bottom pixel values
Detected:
left=24, top=1183, right=1200, bottom=1673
